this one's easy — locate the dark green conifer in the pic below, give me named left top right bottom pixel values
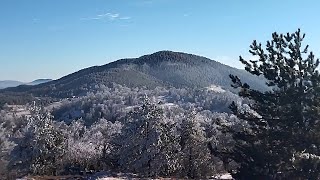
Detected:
left=226, top=29, right=320, bottom=179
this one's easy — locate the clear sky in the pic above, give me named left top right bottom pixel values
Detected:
left=1, top=0, right=320, bottom=82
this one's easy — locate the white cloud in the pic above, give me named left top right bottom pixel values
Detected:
left=81, top=12, right=131, bottom=21
left=109, top=14, right=120, bottom=19
left=119, top=16, right=131, bottom=20
left=97, top=13, right=120, bottom=20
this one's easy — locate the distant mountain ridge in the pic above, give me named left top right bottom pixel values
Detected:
left=1, top=51, right=266, bottom=98
left=0, top=79, right=53, bottom=89
left=0, top=80, right=24, bottom=89
left=26, top=79, right=53, bottom=86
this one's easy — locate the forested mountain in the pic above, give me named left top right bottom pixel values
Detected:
left=0, top=80, right=23, bottom=89
left=1, top=51, right=266, bottom=99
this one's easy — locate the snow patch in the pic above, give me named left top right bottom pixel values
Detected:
left=161, top=103, right=177, bottom=108
left=45, top=101, right=63, bottom=111
left=206, top=85, right=226, bottom=93
left=212, top=173, right=233, bottom=179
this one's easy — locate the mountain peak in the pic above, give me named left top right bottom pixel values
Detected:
left=134, top=50, right=211, bottom=65
left=148, top=50, right=185, bottom=56
left=142, top=50, right=195, bottom=59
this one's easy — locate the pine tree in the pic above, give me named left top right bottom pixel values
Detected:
left=225, top=29, right=320, bottom=179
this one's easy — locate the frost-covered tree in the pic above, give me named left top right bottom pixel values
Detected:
left=89, top=119, right=122, bottom=164
left=9, top=104, right=66, bottom=176
left=52, top=83, right=240, bottom=125
left=0, top=125, right=14, bottom=178
left=116, top=96, right=180, bottom=177
left=63, top=119, right=97, bottom=173
left=206, top=113, right=240, bottom=172
left=64, top=118, right=122, bottom=173
left=178, top=111, right=214, bottom=178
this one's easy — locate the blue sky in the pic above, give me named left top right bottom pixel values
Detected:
left=1, top=0, right=320, bottom=81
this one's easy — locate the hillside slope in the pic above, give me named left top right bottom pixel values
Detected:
left=1, top=51, right=266, bottom=98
